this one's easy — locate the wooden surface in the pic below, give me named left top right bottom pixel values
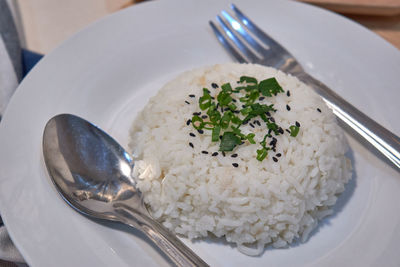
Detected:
left=300, top=0, right=400, bottom=49
left=12, top=0, right=400, bottom=53
left=14, top=0, right=134, bottom=54
left=348, top=13, right=400, bottom=49
left=299, top=0, right=400, bottom=15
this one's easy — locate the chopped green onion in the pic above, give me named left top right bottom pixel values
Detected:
left=246, top=133, right=256, bottom=144
left=219, top=132, right=241, bottom=151
left=199, top=97, right=211, bottom=110
left=232, top=127, right=245, bottom=139
left=260, top=133, right=269, bottom=147
left=267, top=122, right=279, bottom=135
left=199, top=88, right=212, bottom=110
left=240, top=106, right=252, bottom=115
left=239, top=76, right=258, bottom=84
left=260, top=113, right=268, bottom=122
left=220, top=111, right=232, bottom=129
left=256, top=147, right=268, bottom=161
left=228, top=103, right=237, bottom=111
left=221, top=83, right=233, bottom=92
left=247, top=90, right=260, bottom=104
left=258, top=77, right=284, bottom=97
left=249, top=103, right=272, bottom=116
left=207, top=108, right=221, bottom=123
left=289, top=125, right=300, bottom=137
left=217, top=91, right=232, bottom=106
left=212, top=125, right=221, bottom=142
left=231, top=115, right=242, bottom=125
left=235, top=85, right=258, bottom=91
left=203, top=121, right=215, bottom=130
left=191, top=115, right=204, bottom=130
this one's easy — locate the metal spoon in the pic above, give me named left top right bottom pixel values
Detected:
left=42, top=113, right=208, bottom=267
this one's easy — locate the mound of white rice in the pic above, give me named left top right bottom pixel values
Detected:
left=129, top=63, right=352, bottom=255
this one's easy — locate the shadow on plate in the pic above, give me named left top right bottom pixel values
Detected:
left=87, top=217, right=175, bottom=266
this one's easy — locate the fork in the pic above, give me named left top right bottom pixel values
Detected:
left=210, top=4, right=400, bottom=169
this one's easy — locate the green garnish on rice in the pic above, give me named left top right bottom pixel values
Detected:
left=190, top=76, right=300, bottom=161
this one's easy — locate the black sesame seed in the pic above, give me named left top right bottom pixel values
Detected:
left=232, top=163, right=239, bottom=167
left=317, top=108, right=322, bottom=113
left=222, top=151, right=226, bottom=157
left=278, top=127, right=284, bottom=134
left=233, top=110, right=240, bottom=114
left=270, top=117, right=275, bottom=123
left=198, top=129, right=204, bottom=134
left=285, top=129, right=291, bottom=134
left=232, top=98, right=237, bottom=103
left=201, top=115, right=208, bottom=119
left=193, top=112, right=201, bottom=116
left=266, top=111, right=271, bottom=117
left=211, top=83, right=219, bottom=89
left=254, top=120, right=261, bottom=126
left=231, top=153, right=238, bottom=158
left=242, top=105, right=246, bottom=108
left=286, top=104, right=291, bottom=111
left=185, top=101, right=190, bottom=104
left=189, top=94, right=195, bottom=98
left=272, top=148, right=276, bottom=152
left=242, top=120, right=249, bottom=125
left=189, top=142, right=194, bottom=148
left=286, top=91, right=291, bottom=97
left=211, top=96, right=215, bottom=100
left=186, top=119, right=191, bottom=126
left=219, top=135, right=223, bottom=140
left=212, top=152, right=218, bottom=156
left=216, top=103, right=220, bottom=109
left=202, top=151, right=209, bottom=154
left=272, top=157, right=278, bottom=162
left=259, top=96, right=265, bottom=101
left=276, top=153, right=282, bottom=157
left=295, top=121, right=301, bottom=127
left=224, top=107, right=230, bottom=112
left=189, top=133, right=196, bottom=137
left=249, top=123, right=255, bottom=128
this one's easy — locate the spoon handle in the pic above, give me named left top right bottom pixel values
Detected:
left=114, top=205, right=209, bottom=267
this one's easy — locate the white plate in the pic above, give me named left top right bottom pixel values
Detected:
left=0, top=0, right=400, bottom=266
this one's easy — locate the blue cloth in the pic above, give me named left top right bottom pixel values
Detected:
left=0, top=0, right=42, bottom=263
left=22, top=49, right=43, bottom=77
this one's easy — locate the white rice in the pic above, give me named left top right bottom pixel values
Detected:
left=129, top=63, right=352, bottom=255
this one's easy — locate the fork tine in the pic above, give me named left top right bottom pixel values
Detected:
left=221, top=10, right=266, bottom=56
left=230, top=4, right=287, bottom=53
left=209, top=21, right=246, bottom=63
left=215, top=15, right=259, bottom=62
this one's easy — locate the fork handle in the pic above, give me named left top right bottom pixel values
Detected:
left=297, top=72, right=400, bottom=169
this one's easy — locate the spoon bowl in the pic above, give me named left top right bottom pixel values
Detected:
left=43, top=113, right=142, bottom=220
left=42, top=114, right=208, bottom=267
